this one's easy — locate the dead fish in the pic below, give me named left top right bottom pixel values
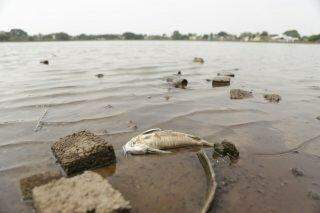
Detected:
left=123, top=128, right=213, bottom=155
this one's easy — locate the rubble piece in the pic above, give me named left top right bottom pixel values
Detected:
left=51, top=130, right=116, bottom=176
left=167, top=77, right=188, bottom=89
left=212, top=76, right=231, bottom=87
left=291, top=167, right=304, bottom=177
left=230, top=89, right=253, bottom=99
left=32, top=171, right=131, bottom=213
left=213, top=140, right=239, bottom=159
left=263, top=93, right=281, bottom=103
left=20, top=171, right=62, bottom=200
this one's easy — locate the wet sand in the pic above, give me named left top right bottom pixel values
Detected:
left=0, top=41, right=320, bottom=212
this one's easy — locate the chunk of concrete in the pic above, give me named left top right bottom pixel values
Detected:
left=212, top=76, right=231, bottom=87
left=230, top=89, right=253, bottom=99
left=263, top=93, right=281, bottom=103
left=51, top=130, right=116, bottom=175
left=32, top=171, right=131, bottom=213
left=20, top=171, right=62, bottom=200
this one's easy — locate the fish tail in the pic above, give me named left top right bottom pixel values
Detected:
left=201, top=140, right=214, bottom=147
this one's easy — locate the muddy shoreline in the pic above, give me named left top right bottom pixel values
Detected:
left=0, top=41, right=320, bottom=212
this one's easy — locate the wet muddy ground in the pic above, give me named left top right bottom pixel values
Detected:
left=0, top=41, right=319, bottom=212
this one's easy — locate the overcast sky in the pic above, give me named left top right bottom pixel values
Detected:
left=0, top=0, right=319, bottom=36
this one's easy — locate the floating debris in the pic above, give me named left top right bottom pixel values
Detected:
left=264, top=93, right=281, bottom=103
left=167, top=77, right=188, bottom=89
left=177, top=71, right=182, bottom=75
left=316, top=116, right=320, bottom=120
left=206, top=79, right=212, bottom=82
left=147, top=96, right=151, bottom=99
left=34, top=109, right=48, bottom=132
left=213, top=140, right=239, bottom=160
left=193, top=57, right=205, bottom=64
left=95, top=73, right=104, bottom=78
left=230, top=89, right=253, bottom=99
left=291, top=167, right=304, bottom=177
left=40, top=60, right=49, bottom=65
left=123, top=128, right=213, bottom=155
left=32, top=171, right=131, bottom=213
left=212, top=76, right=231, bottom=87
left=165, top=95, right=170, bottom=100
left=20, top=171, right=62, bottom=200
left=217, top=72, right=235, bottom=77
left=104, top=104, right=113, bottom=109
left=51, top=131, right=116, bottom=176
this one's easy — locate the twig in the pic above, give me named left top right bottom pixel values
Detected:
left=34, top=109, right=48, bottom=132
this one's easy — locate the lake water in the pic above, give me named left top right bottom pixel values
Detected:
left=0, top=41, right=320, bottom=212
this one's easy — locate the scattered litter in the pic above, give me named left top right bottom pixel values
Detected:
left=212, top=76, right=231, bottom=87
left=193, top=57, right=205, bottom=64
left=213, top=140, right=239, bottom=160
left=264, top=93, right=281, bottom=103
left=34, top=109, right=48, bottom=132
left=230, top=89, right=253, bottom=99
left=123, top=128, right=213, bottom=155
left=40, top=60, right=49, bottom=65
left=291, top=167, right=304, bottom=177
left=20, top=171, right=62, bottom=200
left=51, top=130, right=116, bottom=175
left=95, top=73, right=104, bottom=78
left=32, top=171, right=131, bottom=213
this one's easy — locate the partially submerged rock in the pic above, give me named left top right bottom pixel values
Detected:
left=40, top=60, right=49, bottom=65
left=212, top=76, right=231, bottom=87
left=193, top=57, right=204, bottom=64
left=230, top=89, right=253, bottom=99
left=51, top=130, right=116, bottom=176
left=213, top=140, right=239, bottom=160
left=264, top=93, right=281, bottom=103
left=291, top=167, right=304, bottom=177
left=20, top=171, right=62, bottom=200
left=32, top=171, right=131, bottom=213
left=217, top=72, right=235, bottom=77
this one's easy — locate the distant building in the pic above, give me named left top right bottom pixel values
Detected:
left=271, top=34, right=299, bottom=43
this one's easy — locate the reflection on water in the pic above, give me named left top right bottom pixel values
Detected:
left=0, top=41, right=320, bottom=213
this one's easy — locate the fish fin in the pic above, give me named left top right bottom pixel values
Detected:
left=147, top=147, right=171, bottom=154
left=142, top=128, right=162, bottom=135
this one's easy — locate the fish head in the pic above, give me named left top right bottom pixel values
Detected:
left=123, top=136, right=148, bottom=155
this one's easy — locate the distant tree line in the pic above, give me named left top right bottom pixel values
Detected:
left=0, top=28, right=320, bottom=43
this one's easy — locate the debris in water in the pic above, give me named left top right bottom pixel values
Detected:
left=95, top=73, right=104, bottom=78
left=51, top=130, right=116, bottom=176
left=217, top=72, right=235, bottom=77
left=212, top=76, right=231, bottom=87
left=147, top=96, right=151, bottom=99
left=230, top=89, right=253, bottom=99
left=34, top=109, right=48, bottom=132
left=213, top=140, right=239, bottom=160
left=167, top=77, right=188, bottom=89
left=193, top=57, right=205, bottom=64
left=104, top=104, right=113, bottom=109
left=123, top=128, right=213, bottom=155
left=165, top=95, right=170, bottom=100
left=40, top=60, right=49, bottom=65
left=20, top=171, right=62, bottom=200
left=206, top=79, right=212, bottom=82
left=316, top=116, right=320, bottom=120
left=177, top=71, right=182, bottom=75
left=32, top=171, right=131, bottom=213
left=291, top=167, right=304, bottom=177
left=264, top=93, right=281, bottom=103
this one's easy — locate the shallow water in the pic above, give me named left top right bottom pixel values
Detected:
left=0, top=41, right=320, bottom=212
